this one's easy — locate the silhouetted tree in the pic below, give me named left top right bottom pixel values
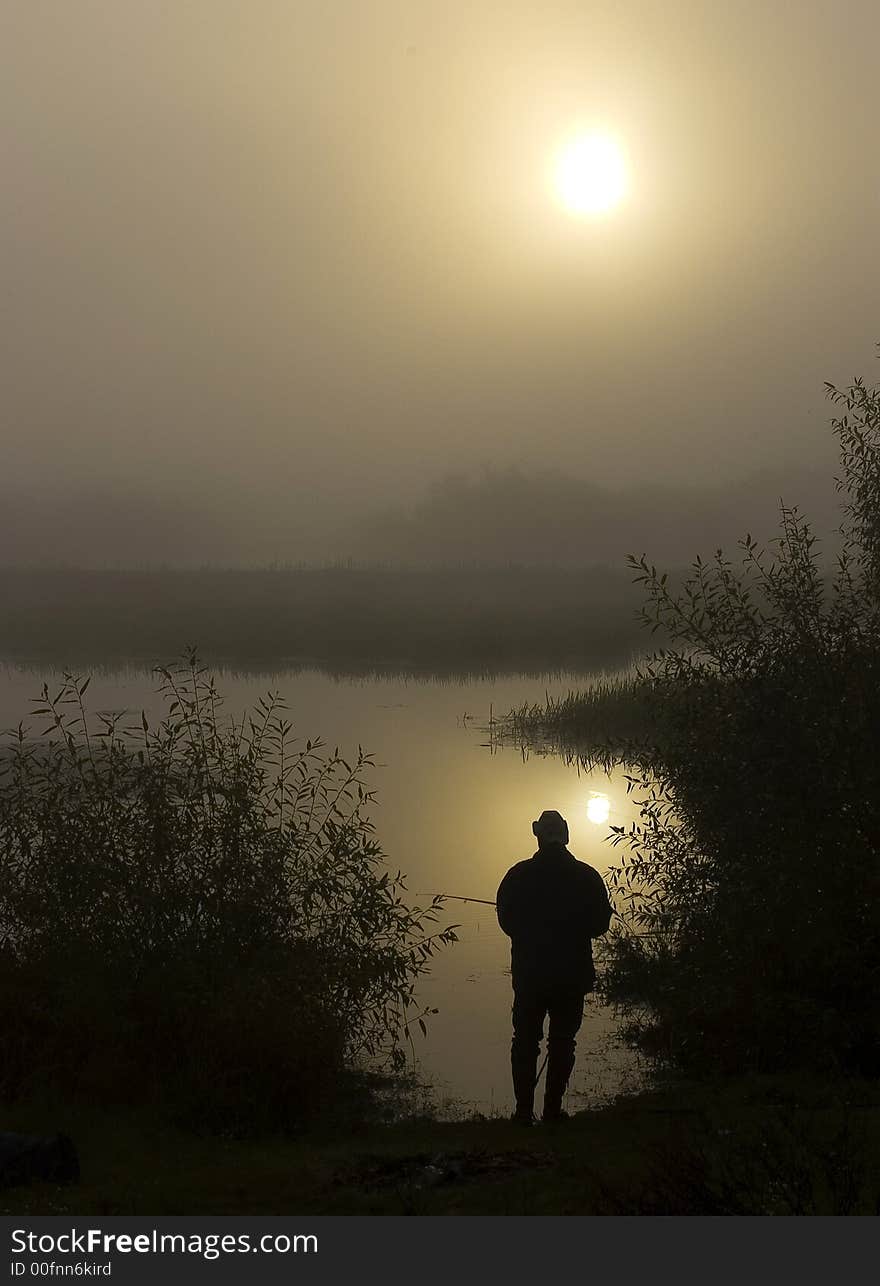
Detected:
left=0, top=653, right=455, bottom=1131
left=600, top=365, right=880, bottom=1075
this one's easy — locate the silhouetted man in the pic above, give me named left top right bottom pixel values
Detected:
left=496, top=809, right=613, bottom=1124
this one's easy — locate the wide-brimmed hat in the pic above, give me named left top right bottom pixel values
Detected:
left=532, top=810, right=569, bottom=843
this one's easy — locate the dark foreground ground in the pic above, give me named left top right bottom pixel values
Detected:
left=3, top=1075, right=879, bottom=1215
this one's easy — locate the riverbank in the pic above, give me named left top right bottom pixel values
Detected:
left=4, top=1074, right=878, bottom=1215
left=0, top=564, right=643, bottom=677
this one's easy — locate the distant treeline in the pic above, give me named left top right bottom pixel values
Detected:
left=356, top=467, right=841, bottom=568
left=0, top=466, right=840, bottom=569
left=0, top=564, right=646, bottom=676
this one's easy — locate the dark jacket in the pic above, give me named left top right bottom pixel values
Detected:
left=496, top=843, right=613, bottom=993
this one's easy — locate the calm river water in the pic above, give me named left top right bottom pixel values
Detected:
left=0, top=663, right=648, bottom=1115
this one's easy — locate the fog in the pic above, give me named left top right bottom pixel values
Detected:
left=3, top=2, right=878, bottom=567
left=0, top=464, right=842, bottom=568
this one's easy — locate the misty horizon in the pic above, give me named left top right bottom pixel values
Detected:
left=3, top=2, right=878, bottom=574
left=1, top=461, right=847, bottom=569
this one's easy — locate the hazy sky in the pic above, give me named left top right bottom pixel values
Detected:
left=3, top=2, right=878, bottom=562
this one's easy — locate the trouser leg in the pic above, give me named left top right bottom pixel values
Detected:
left=543, top=990, right=585, bottom=1119
left=511, top=988, right=545, bottom=1120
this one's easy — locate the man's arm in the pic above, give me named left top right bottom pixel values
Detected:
left=584, top=867, right=613, bottom=937
left=496, top=866, right=522, bottom=937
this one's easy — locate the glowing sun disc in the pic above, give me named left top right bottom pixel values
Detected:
left=587, top=794, right=611, bottom=825
left=554, top=133, right=627, bottom=216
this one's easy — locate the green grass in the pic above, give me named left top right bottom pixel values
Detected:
left=4, top=1075, right=879, bottom=1215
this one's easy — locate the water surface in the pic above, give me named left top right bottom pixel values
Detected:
left=0, top=663, right=647, bottom=1113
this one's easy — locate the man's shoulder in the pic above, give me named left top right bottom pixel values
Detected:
left=570, top=856, right=607, bottom=885
left=571, top=855, right=602, bottom=874
left=499, top=858, right=535, bottom=883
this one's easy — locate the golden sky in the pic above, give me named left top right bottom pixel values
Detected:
left=2, top=2, right=878, bottom=561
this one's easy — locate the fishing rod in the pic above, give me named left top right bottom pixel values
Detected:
left=429, top=893, right=651, bottom=937
left=428, top=893, right=496, bottom=906
left=423, top=890, right=549, bottom=1089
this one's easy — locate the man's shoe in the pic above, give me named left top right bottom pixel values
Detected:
left=510, top=1110, right=535, bottom=1126
left=541, top=1108, right=569, bottom=1124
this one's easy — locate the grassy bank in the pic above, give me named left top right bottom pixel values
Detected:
left=491, top=673, right=658, bottom=763
left=3, top=1075, right=879, bottom=1215
left=0, top=564, right=643, bottom=677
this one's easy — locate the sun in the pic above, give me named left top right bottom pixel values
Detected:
left=553, top=132, right=628, bottom=217
left=587, top=793, right=611, bottom=825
